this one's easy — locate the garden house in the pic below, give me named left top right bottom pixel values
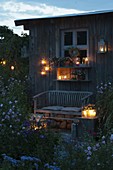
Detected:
left=15, top=10, right=113, bottom=97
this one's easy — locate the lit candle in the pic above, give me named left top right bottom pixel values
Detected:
left=64, top=75, right=67, bottom=79
left=45, top=66, right=49, bottom=71
left=82, top=110, right=88, bottom=117
left=76, top=61, right=80, bottom=65
left=100, top=47, right=104, bottom=52
left=85, top=57, right=88, bottom=64
left=41, top=59, right=46, bottom=65
left=58, top=76, right=62, bottom=80
left=87, top=109, right=96, bottom=118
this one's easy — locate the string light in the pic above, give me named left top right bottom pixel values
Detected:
left=2, top=60, right=6, bottom=65
left=10, top=65, right=15, bottom=70
left=41, top=58, right=46, bottom=65
left=41, top=70, right=46, bottom=75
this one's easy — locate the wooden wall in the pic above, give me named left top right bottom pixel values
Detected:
left=28, top=13, right=113, bottom=96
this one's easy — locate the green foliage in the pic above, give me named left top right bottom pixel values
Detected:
left=54, top=131, right=113, bottom=170
left=0, top=26, right=29, bottom=60
left=0, top=76, right=61, bottom=169
left=95, top=82, right=113, bottom=133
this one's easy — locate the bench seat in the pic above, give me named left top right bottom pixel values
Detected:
left=35, top=109, right=81, bottom=116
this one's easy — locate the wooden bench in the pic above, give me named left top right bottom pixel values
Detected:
left=33, top=90, right=93, bottom=117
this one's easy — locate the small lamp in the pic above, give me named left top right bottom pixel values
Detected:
left=82, top=109, right=96, bottom=118
left=82, top=104, right=96, bottom=118
left=98, top=39, right=107, bottom=53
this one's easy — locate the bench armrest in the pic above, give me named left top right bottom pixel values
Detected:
left=33, top=91, right=49, bottom=99
left=33, top=91, right=49, bottom=114
left=81, top=92, right=93, bottom=106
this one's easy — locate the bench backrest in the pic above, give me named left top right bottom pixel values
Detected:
left=48, top=90, right=92, bottom=107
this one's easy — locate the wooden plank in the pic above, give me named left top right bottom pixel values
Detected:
left=43, top=116, right=80, bottom=121
left=35, top=109, right=81, bottom=116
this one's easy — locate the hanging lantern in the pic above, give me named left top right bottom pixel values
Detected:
left=98, top=39, right=107, bottom=53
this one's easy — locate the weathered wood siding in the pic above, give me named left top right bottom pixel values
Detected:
left=28, top=13, right=113, bottom=96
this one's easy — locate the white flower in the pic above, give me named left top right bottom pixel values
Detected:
left=87, top=146, right=91, bottom=151
left=87, top=156, right=91, bottom=160
left=102, top=136, right=105, bottom=140
left=14, top=100, right=18, bottom=103
left=84, top=150, right=88, bottom=153
left=2, top=112, right=5, bottom=115
left=92, top=146, right=97, bottom=151
left=9, top=109, right=12, bottom=113
left=9, top=125, right=12, bottom=128
left=0, top=104, right=3, bottom=107
left=110, top=134, right=113, bottom=141
left=9, top=101, right=12, bottom=104
left=96, top=143, right=100, bottom=148
left=5, top=115, right=10, bottom=120
left=102, top=141, right=105, bottom=144
left=87, top=151, right=92, bottom=156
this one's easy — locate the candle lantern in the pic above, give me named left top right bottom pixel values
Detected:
left=98, top=39, right=107, bottom=53
left=82, top=104, right=96, bottom=118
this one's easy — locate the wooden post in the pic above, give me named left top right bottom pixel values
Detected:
left=34, top=98, right=37, bottom=114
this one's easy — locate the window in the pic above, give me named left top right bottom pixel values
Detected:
left=77, top=31, right=87, bottom=45
left=61, top=29, right=88, bottom=63
left=64, top=32, right=73, bottom=46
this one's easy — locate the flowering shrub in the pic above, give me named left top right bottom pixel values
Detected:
left=1, top=154, right=61, bottom=169
left=0, top=76, right=60, bottom=169
left=54, top=132, right=113, bottom=170
left=96, top=82, right=113, bottom=133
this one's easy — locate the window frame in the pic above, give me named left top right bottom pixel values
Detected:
left=61, top=29, right=89, bottom=58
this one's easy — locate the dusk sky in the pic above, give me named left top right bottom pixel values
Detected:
left=0, top=0, right=113, bottom=35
